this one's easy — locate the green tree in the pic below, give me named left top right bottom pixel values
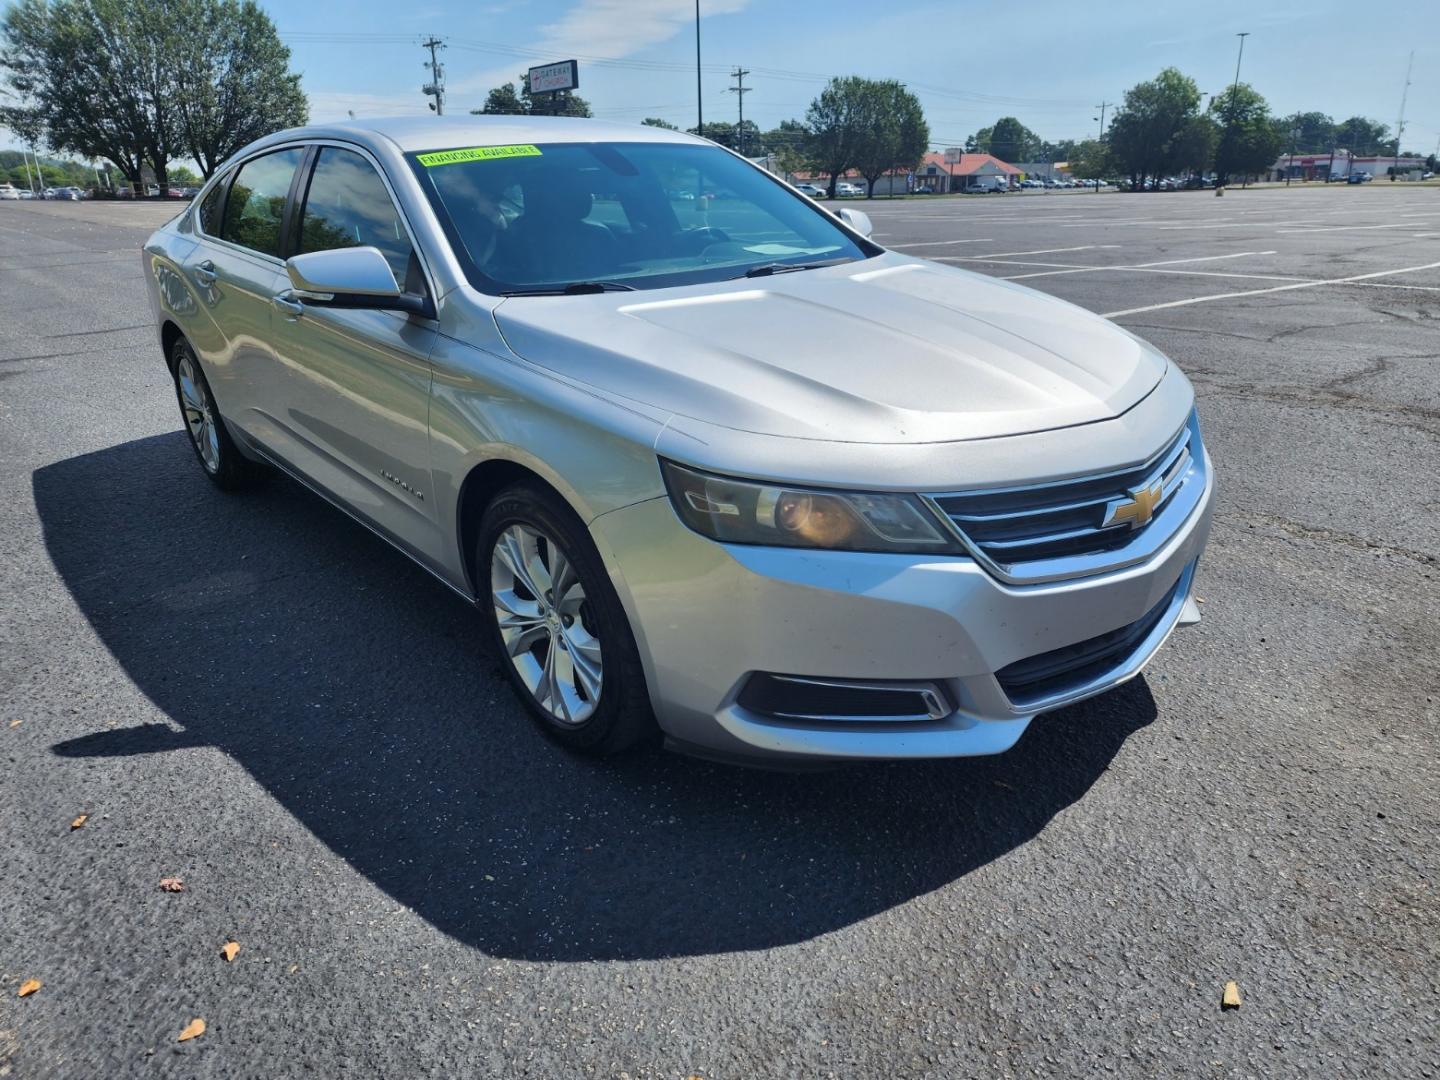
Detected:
left=2, top=0, right=160, bottom=187
left=764, top=119, right=810, bottom=175
left=641, top=117, right=677, bottom=130
left=1040, top=138, right=1078, bottom=165
left=1068, top=138, right=1111, bottom=182
left=2, top=0, right=304, bottom=186
left=1211, top=83, right=1283, bottom=183
left=473, top=74, right=591, bottom=118
left=1106, top=68, right=1205, bottom=189
left=804, top=76, right=869, bottom=198
left=965, top=126, right=993, bottom=154
left=987, top=116, right=1041, bottom=163
left=1280, top=111, right=1335, bottom=153
left=850, top=80, right=928, bottom=197
left=167, top=0, right=306, bottom=177
left=477, top=82, right=525, bottom=115
left=1333, top=116, right=1394, bottom=156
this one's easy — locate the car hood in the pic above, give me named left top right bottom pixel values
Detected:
left=492, top=254, right=1168, bottom=444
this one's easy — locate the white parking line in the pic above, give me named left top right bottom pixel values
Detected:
left=935, top=245, right=1117, bottom=261
left=1276, top=223, right=1413, bottom=234
left=889, top=238, right=995, bottom=248
left=1102, top=260, right=1440, bottom=318
left=1003, top=250, right=1276, bottom=281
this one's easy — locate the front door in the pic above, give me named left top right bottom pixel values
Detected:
left=264, top=145, right=443, bottom=568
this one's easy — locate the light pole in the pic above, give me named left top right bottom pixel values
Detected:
left=1225, top=33, right=1249, bottom=186
left=694, top=0, right=703, bottom=135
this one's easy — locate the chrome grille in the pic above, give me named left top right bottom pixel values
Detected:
left=923, top=416, right=1205, bottom=584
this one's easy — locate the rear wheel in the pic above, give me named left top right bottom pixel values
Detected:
left=479, top=483, right=654, bottom=755
left=171, top=338, right=262, bottom=490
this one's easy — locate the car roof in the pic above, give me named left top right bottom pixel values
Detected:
left=250, top=114, right=708, bottom=156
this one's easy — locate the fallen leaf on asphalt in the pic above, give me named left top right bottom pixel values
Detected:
left=177, top=1018, right=206, bottom=1042
left=8, top=719, right=20, bottom=728
left=1222, top=981, right=1242, bottom=1009
left=221, top=941, right=240, bottom=962
left=18, top=978, right=41, bottom=997
left=70, top=814, right=88, bottom=830
left=159, top=877, right=185, bottom=893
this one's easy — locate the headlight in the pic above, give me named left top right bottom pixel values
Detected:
left=660, top=460, right=964, bottom=555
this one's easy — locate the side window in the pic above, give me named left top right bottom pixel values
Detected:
left=298, top=147, right=414, bottom=287
left=220, top=147, right=305, bottom=258
left=197, top=174, right=228, bottom=235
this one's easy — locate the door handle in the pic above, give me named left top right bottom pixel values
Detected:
left=193, top=260, right=217, bottom=286
left=271, top=293, right=305, bottom=317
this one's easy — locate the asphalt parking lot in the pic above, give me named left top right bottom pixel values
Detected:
left=2, top=186, right=1437, bottom=1078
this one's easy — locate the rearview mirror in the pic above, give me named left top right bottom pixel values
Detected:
left=285, top=247, right=431, bottom=316
left=835, top=207, right=873, bottom=239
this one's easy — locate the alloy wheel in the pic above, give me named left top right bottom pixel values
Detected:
left=176, top=353, right=220, bottom=473
left=489, top=523, right=603, bottom=724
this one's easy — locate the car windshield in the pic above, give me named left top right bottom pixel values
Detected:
left=409, top=141, right=873, bottom=294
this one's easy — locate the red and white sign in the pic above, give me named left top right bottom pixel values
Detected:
left=528, top=60, right=579, bottom=94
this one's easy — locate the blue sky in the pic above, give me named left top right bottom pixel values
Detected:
left=278, top=0, right=1438, bottom=153
left=5, top=0, right=1439, bottom=156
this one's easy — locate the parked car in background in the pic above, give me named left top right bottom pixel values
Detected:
left=167, top=187, right=189, bottom=198
left=835, top=181, right=863, bottom=197
left=912, top=184, right=935, bottom=194
left=144, top=116, right=1212, bottom=766
left=793, top=182, right=825, bottom=198
left=0, top=184, right=20, bottom=200
left=1347, top=172, right=1371, bottom=184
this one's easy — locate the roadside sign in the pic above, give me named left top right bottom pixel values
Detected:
left=528, top=60, right=579, bottom=94
left=943, top=148, right=961, bottom=165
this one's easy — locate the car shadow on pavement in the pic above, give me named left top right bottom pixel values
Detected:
left=35, top=433, right=1157, bottom=962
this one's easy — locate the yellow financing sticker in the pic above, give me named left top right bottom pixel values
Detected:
left=416, top=144, right=542, bottom=167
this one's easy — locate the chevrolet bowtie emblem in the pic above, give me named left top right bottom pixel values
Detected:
left=1103, top=480, right=1164, bottom=530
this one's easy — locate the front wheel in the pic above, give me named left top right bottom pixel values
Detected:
left=478, top=483, right=655, bottom=755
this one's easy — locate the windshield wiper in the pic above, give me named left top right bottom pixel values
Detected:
left=500, top=280, right=637, bottom=296
left=741, top=258, right=850, bottom=279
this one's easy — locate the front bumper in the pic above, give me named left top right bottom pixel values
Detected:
left=590, top=455, right=1214, bottom=763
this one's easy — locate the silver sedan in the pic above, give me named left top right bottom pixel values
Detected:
left=143, top=116, right=1213, bottom=765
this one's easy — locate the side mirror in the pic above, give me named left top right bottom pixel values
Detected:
left=835, top=206, right=874, bottom=239
left=285, top=247, right=431, bottom=317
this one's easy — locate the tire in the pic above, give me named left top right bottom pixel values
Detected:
left=478, top=482, right=655, bottom=755
left=170, top=337, right=263, bottom=490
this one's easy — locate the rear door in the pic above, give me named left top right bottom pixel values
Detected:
left=180, top=146, right=306, bottom=439
left=265, top=144, right=444, bottom=566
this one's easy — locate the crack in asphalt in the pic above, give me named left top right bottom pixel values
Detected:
left=1190, top=375, right=1440, bottom=437
left=43, top=322, right=152, bottom=339
left=1217, top=511, right=1438, bottom=566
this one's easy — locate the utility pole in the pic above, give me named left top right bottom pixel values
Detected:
left=1392, top=50, right=1413, bottom=181
left=1091, top=101, right=1111, bottom=192
left=1286, top=113, right=1300, bottom=185
left=694, top=1, right=703, bottom=135
left=421, top=36, right=446, bottom=116
left=22, top=146, right=37, bottom=193
left=728, top=67, right=751, bottom=157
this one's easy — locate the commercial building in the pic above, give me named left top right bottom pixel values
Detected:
left=1269, top=151, right=1428, bottom=182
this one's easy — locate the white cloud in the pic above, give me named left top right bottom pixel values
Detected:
left=306, top=91, right=435, bottom=124
left=453, top=0, right=749, bottom=94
